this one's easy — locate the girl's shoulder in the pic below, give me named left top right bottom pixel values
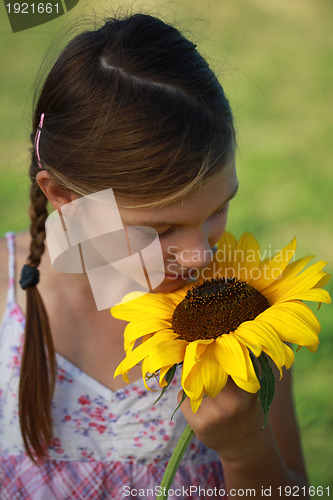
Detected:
left=0, top=235, right=9, bottom=319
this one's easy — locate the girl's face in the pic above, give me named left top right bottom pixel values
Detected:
left=119, top=163, right=238, bottom=293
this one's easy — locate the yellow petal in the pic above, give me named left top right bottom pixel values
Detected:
left=214, top=334, right=249, bottom=380
left=181, top=339, right=213, bottom=385
left=218, top=230, right=237, bottom=253
left=264, top=260, right=329, bottom=304
left=200, top=343, right=228, bottom=398
left=114, top=330, right=175, bottom=379
left=181, top=341, right=211, bottom=400
left=263, top=255, right=314, bottom=295
left=306, top=344, right=319, bottom=353
left=282, top=343, right=295, bottom=369
left=231, top=345, right=260, bottom=393
left=141, top=358, right=158, bottom=391
left=190, top=394, right=204, bottom=413
left=124, top=319, right=172, bottom=352
left=235, top=232, right=261, bottom=283
left=252, top=237, right=297, bottom=292
left=182, top=360, right=205, bottom=402
left=144, top=339, right=187, bottom=374
left=233, top=320, right=267, bottom=358
left=256, top=307, right=319, bottom=347
left=232, top=375, right=260, bottom=393
left=234, top=338, right=262, bottom=358
left=235, top=321, right=286, bottom=369
left=111, top=292, right=179, bottom=321
left=213, top=230, right=238, bottom=278
left=266, top=301, right=321, bottom=334
left=315, top=273, right=331, bottom=288
left=141, top=333, right=154, bottom=345
left=159, top=365, right=175, bottom=387
left=282, top=289, right=331, bottom=304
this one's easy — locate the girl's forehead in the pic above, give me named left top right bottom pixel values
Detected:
left=119, top=164, right=238, bottom=227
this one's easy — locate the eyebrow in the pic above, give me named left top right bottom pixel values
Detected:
left=141, top=182, right=239, bottom=228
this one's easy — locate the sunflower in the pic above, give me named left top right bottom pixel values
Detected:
left=112, top=231, right=331, bottom=413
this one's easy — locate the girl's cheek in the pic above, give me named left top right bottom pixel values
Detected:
left=159, top=239, right=176, bottom=261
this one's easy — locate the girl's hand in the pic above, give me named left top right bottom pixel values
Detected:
left=178, top=373, right=309, bottom=499
left=178, top=379, right=265, bottom=463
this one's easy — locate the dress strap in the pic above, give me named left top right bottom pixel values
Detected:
left=4, top=232, right=16, bottom=306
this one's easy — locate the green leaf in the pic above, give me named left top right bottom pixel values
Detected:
left=170, top=390, right=187, bottom=420
left=153, top=365, right=177, bottom=405
left=257, top=353, right=275, bottom=428
left=250, top=353, right=262, bottom=403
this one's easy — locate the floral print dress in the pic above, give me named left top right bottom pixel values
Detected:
left=0, top=232, right=226, bottom=499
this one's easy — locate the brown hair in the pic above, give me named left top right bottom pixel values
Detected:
left=21, top=13, right=236, bottom=463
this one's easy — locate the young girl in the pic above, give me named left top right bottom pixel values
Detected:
left=0, top=13, right=308, bottom=499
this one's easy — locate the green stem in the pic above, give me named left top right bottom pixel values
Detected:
left=156, top=424, right=194, bottom=500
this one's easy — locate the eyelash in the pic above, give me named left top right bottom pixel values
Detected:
left=158, top=227, right=174, bottom=239
left=158, top=204, right=229, bottom=239
left=212, top=204, right=229, bottom=217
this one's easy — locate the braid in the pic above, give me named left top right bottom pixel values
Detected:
left=18, top=157, right=57, bottom=464
left=27, top=182, right=48, bottom=268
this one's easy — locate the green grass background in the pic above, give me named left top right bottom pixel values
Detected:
left=0, top=0, right=332, bottom=489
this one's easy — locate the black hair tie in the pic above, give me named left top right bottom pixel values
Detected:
left=19, top=265, right=40, bottom=290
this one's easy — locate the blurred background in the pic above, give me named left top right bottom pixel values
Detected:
left=0, top=0, right=332, bottom=488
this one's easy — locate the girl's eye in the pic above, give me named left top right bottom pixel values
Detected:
left=211, top=203, right=229, bottom=217
left=157, top=203, right=229, bottom=240
left=158, top=227, right=174, bottom=239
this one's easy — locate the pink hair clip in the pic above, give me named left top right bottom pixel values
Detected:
left=34, top=113, right=45, bottom=169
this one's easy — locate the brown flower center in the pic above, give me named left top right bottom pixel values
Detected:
left=172, top=277, right=269, bottom=342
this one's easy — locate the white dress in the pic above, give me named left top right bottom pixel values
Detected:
left=0, top=232, right=226, bottom=499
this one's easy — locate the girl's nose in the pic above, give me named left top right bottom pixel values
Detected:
left=174, top=229, right=213, bottom=270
